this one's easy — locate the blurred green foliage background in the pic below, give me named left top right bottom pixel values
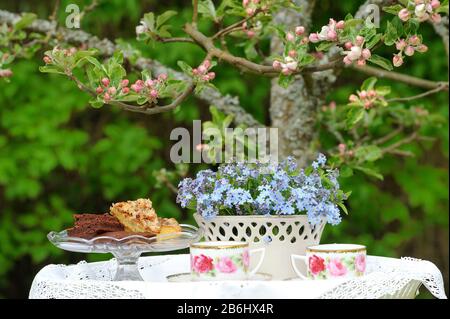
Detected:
left=0, top=0, right=448, bottom=298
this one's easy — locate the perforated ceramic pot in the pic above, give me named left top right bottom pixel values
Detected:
left=194, top=214, right=325, bottom=280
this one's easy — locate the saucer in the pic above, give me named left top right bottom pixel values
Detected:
left=166, top=272, right=272, bottom=282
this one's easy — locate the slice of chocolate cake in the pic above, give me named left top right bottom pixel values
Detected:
left=67, top=213, right=124, bottom=239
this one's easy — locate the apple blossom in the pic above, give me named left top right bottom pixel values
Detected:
left=246, top=30, right=256, bottom=38
left=408, top=35, right=420, bottom=46
left=273, top=60, right=282, bottom=70
left=158, top=73, right=168, bottom=81
left=242, top=0, right=249, bottom=6
left=416, top=44, right=428, bottom=53
left=121, top=79, right=129, bottom=87
left=368, top=90, right=377, bottom=98
left=343, top=56, right=352, bottom=65
left=107, top=87, right=117, bottom=95
left=122, top=87, right=130, bottom=94
left=355, top=36, right=364, bottom=46
left=431, top=0, right=441, bottom=9
left=431, top=13, right=442, bottom=23
left=405, top=46, right=415, bottom=56
left=103, top=93, right=111, bottom=102
left=348, top=46, right=362, bottom=61
left=362, top=48, right=371, bottom=60
left=396, top=39, right=407, bottom=51
left=150, top=89, right=158, bottom=98
left=246, top=7, right=256, bottom=16
left=357, top=59, right=366, bottom=66
left=393, top=54, right=404, bottom=67
left=286, top=32, right=295, bottom=42
left=344, top=41, right=353, bottom=50
left=288, top=50, right=297, bottom=58
left=359, top=90, right=368, bottom=99
left=145, top=79, right=154, bottom=87
left=309, top=33, right=320, bottom=43
left=207, top=72, right=216, bottom=80
left=95, top=86, right=103, bottom=94
left=349, top=94, right=358, bottom=102
left=43, top=56, right=52, bottom=64
left=136, top=24, right=147, bottom=35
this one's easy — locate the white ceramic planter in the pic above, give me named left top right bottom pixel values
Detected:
left=194, top=214, right=325, bottom=280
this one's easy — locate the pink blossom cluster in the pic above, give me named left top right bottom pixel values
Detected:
left=192, top=60, right=215, bottom=82
left=42, top=47, right=77, bottom=65
left=271, top=26, right=309, bottom=75
left=392, top=35, right=428, bottom=67
left=398, top=0, right=442, bottom=23
left=95, top=74, right=168, bottom=103
left=309, top=19, right=345, bottom=43
left=342, top=36, right=372, bottom=66
left=348, top=88, right=381, bottom=109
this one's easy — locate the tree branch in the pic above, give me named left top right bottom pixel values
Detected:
left=352, top=65, right=448, bottom=89
left=387, top=84, right=448, bottom=102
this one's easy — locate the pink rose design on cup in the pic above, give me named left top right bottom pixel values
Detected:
left=355, top=254, right=366, bottom=273
left=242, top=250, right=250, bottom=268
left=191, top=254, right=214, bottom=273
left=308, top=255, right=326, bottom=275
left=216, top=256, right=237, bottom=273
left=327, top=257, right=347, bottom=277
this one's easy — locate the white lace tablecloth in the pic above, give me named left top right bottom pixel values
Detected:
left=29, top=254, right=447, bottom=299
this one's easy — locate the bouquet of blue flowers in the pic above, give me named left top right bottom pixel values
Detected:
left=177, top=154, right=349, bottom=225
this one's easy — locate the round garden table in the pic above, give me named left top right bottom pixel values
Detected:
left=29, top=254, right=446, bottom=299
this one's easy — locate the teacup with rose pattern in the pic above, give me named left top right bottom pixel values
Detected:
left=190, top=241, right=265, bottom=281
left=291, top=244, right=366, bottom=280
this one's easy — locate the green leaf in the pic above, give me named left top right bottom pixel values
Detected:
left=365, top=33, right=383, bottom=49
left=244, top=43, right=258, bottom=60
left=142, top=12, right=155, bottom=32
left=353, top=166, right=384, bottom=180
left=338, top=202, right=349, bottom=215
left=376, top=86, right=391, bottom=96
left=177, top=60, right=192, bottom=75
left=346, top=107, right=365, bottom=128
left=278, top=74, right=293, bottom=88
left=361, top=77, right=378, bottom=91
left=89, top=99, right=104, bottom=108
left=316, top=42, right=335, bottom=52
left=38, top=65, right=64, bottom=75
left=384, top=21, right=398, bottom=46
left=368, top=54, right=393, bottom=71
left=382, top=4, right=404, bottom=15
left=156, top=10, right=177, bottom=29
left=340, top=165, right=354, bottom=177
left=14, top=13, right=37, bottom=30
left=355, top=145, right=383, bottom=162
left=404, top=19, right=419, bottom=35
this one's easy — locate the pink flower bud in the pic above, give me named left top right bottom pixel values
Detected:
left=398, top=8, right=410, bottom=21
left=405, top=45, right=415, bottom=56
left=121, top=79, right=129, bottom=87
left=295, top=26, right=305, bottom=35
left=131, top=84, right=142, bottom=93
left=198, top=65, right=207, bottom=74
left=242, top=0, right=249, bottom=7
left=108, top=86, right=117, bottom=95
left=158, top=73, right=168, bottom=81
left=408, top=35, right=420, bottom=46
left=300, top=37, right=309, bottom=45
left=246, top=7, right=256, bottom=16
left=192, top=68, right=199, bottom=75
left=327, top=29, right=337, bottom=41
left=101, top=77, right=110, bottom=87
left=362, top=48, right=371, bottom=60
left=288, top=50, right=297, bottom=58
left=344, top=41, right=353, bottom=50
left=252, top=0, right=259, bottom=3
left=349, top=94, right=358, bottom=102
left=122, top=87, right=130, bottom=94
left=359, top=90, right=368, bottom=99
left=103, top=93, right=111, bottom=102
left=43, top=56, right=52, bottom=64
left=309, top=33, right=320, bottom=43
left=357, top=58, right=366, bottom=66
left=246, top=30, right=256, bottom=38
left=150, top=89, right=158, bottom=98
left=281, top=68, right=292, bottom=75
left=95, top=86, right=103, bottom=94
left=431, top=13, right=442, bottom=23
left=286, top=32, right=295, bottom=42
left=202, top=75, right=210, bottom=81
left=431, top=0, right=440, bottom=9
left=343, top=56, right=352, bottom=65
left=416, top=44, right=428, bottom=53
left=135, top=80, right=144, bottom=87
left=145, top=79, right=154, bottom=87
left=202, top=60, right=211, bottom=69
left=393, top=54, right=403, bottom=67
left=396, top=39, right=407, bottom=50
left=336, top=20, right=345, bottom=29
left=355, top=35, right=364, bottom=46
left=207, top=72, right=215, bottom=80
left=242, top=22, right=248, bottom=29
left=368, top=89, right=377, bottom=98
left=338, top=143, right=346, bottom=154
left=364, top=101, right=372, bottom=109
left=272, top=60, right=282, bottom=70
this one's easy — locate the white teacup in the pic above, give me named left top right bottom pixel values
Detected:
left=291, top=244, right=367, bottom=280
left=190, top=241, right=265, bottom=281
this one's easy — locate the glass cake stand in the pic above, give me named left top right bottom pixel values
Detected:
left=48, top=224, right=203, bottom=281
